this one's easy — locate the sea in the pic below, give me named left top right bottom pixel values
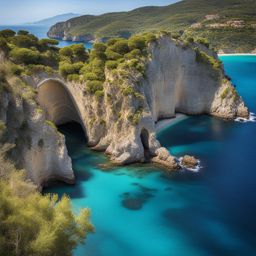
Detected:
left=2, top=25, right=256, bottom=256
left=45, top=55, right=256, bottom=256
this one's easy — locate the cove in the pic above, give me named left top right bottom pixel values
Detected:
left=44, top=56, right=256, bottom=256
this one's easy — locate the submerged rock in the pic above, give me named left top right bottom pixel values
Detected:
left=181, top=155, right=199, bottom=169
left=122, top=198, right=144, bottom=210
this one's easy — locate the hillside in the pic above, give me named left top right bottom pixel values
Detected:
left=48, top=0, right=256, bottom=53
left=30, top=13, right=80, bottom=26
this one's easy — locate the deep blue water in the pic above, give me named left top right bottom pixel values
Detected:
left=0, top=25, right=92, bottom=49
left=44, top=56, right=256, bottom=256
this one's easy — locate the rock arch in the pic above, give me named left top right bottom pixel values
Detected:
left=37, top=78, right=87, bottom=137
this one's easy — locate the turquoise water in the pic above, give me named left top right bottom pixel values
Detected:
left=44, top=55, right=256, bottom=256
left=0, top=25, right=92, bottom=49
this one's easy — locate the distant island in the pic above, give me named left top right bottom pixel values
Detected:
left=47, top=0, right=256, bottom=53
left=28, top=13, right=80, bottom=27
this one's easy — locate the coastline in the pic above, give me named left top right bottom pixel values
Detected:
left=218, top=53, right=256, bottom=56
left=156, top=114, right=188, bottom=132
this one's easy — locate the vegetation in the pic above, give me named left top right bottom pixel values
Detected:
left=221, top=87, right=230, bottom=99
left=0, top=55, right=94, bottom=255
left=48, top=0, right=256, bottom=53
left=0, top=145, right=94, bottom=256
left=128, top=107, right=144, bottom=125
left=195, top=48, right=222, bottom=70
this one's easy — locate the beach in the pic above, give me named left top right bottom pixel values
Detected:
left=155, top=113, right=188, bottom=132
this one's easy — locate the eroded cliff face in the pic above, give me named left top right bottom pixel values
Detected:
left=0, top=77, right=74, bottom=190
left=143, top=37, right=249, bottom=120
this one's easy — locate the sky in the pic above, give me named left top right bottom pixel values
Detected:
left=0, top=0, right=179, bottom=25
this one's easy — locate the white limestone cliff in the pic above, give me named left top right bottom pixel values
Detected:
left=0, top=35, right=249, bottom=187
left=0, top=86, right=74, bottom=190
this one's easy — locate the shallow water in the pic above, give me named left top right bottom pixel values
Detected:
left=44, top=55, right=256, bottom=256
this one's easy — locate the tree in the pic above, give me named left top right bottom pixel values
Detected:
left=110, top=40, right=129, bottom=55
left=128, top=36, right=146, bottom=51
left=38, top=39, right=59, bottom=50
left=59, top=61, right=83, bottom=78
left=0, top=145, right=94, bottom=256
left=0, top=29, right=16, bottom=38
left=59, top=44, right=88, bottom=63
left=93, top=43, right=107, bottom=53
left=10, top=48, right=40, bottom=65
left=17, top=30, right=29, bottom=36
left=11, top=35, right=38, bottom=48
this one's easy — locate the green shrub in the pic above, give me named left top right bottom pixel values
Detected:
left=0, top=29, right=16, bottom=38
left=0, top=178, right=94, bottom=256
left=60, top=44, right=88, bottom=63
left=106, top=60, right=118, bottom=69
left=124, top=49, right=142, bottom=60
left=38, top=38, right=59, bottom=49
left=92, top=67, right=105, bottom=81
left=10, top=64, right=24, bottom=75
left=91, top=58, right=105, bottom=69
left=160, top=30, right=171, bottom=37
left=10, top=48, right=40, bottom=65
left=17, top=30, right=29, bottom=36
left=25, top=64, right=54, bottom=76
left=221, top=87, right=230, bottom=99
left=187, top=37, right=194, bottom=43
left=59, top=46, right=73, bottom=57
left=95, top=90, right=104, bottom=99
left=196, top=37, right=210, bottom=48
left=67, top=74, right=80, bottom=82
left=128, top=36, right=146, bottom=51
left=11, top=34, right=38, bottom=48
left=107, top=38, right=119, bottom=46
left=93, top=42, right=107, bottom=52
left=195, top=48, right=221, bottom=70
left=122, top=86, right=135, bottom=96
left=145, top=33, right=157, bottom=44
left=84, top=72, right=98, bottom=81
left=105, top=49, right=123, bottom=60
left=110, top=40, right=129, bottom=55
left=72, top=44, right=89, bottom=62
left=39, top=50, right=59, bottom=67
left=128, top=107, right=143, bottom=125
left=59, top=61, right=83, bottom=78
left=86, top=80, right=104, bottom=94
left=90, top=49, right=106, bottom=61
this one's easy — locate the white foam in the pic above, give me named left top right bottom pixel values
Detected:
left=178, top=157, right=202, bottom=173
left=235, top=112, right=256, bottom=123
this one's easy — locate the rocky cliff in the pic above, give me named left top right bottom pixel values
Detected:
left=0, top=68, right=74, bottom=190
left=0, top=34, right=249, bottom=188
left=47, top=20, right=95, bottom=42
left=34, top=36, right=248, bottom=172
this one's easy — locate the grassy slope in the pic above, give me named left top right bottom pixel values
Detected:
left=49, top=0, right=256, bottom=52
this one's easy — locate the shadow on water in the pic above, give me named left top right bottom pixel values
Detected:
left=158, top=115, right=235, bottom=149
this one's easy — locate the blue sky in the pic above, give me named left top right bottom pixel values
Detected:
left=0, top=0, right=179, bottom=25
